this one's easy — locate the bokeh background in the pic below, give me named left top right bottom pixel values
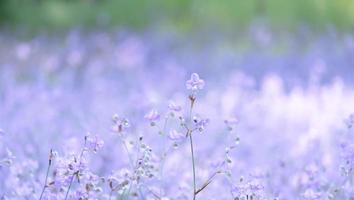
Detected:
left=1, top=0, right=354, bottom=31
left=1, top=1, right=354, bottom=199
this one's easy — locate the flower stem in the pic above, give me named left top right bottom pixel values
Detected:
left=39, top=159, right=51, bottom=200
left=65, top=139, right=86, bottom=200
left=39, top=150, right=52, bottom=200
left=120, top=138, right=134, bottom=169
left=189, top=131, right=197, bottom=200
left=64, top=171, right=76, bottom=200
left=188, top=95, right=197, bottom=200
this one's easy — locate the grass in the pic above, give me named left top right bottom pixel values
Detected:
left=0, top=0, right=354, bottom=32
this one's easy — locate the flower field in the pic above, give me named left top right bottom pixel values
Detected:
left=1, top=29, right=354, bottom=199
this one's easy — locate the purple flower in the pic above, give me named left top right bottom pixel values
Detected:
left=301, top=189, right=322, bottom=200
left=111, top=114, right=130, bottom=134
left=186, top=73, right=205, bottom=91
left=193, top=116, right=209, bottom=132
left=85, top=134, right=104, bottom=153
left=144, top=110, right=160, bottom=125
left=168, top=130, right=185, bottom=142
left=168, top=101, right=182, bottom=112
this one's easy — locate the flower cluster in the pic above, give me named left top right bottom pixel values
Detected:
left=1, top=35, right=354, bottom=200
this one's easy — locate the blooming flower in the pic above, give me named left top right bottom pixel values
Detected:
left=186, top=73, right=205, bottom=91
left=301, top=189, right=322, bottom=200
left=168, top=101, right=182, bottom=112
left=168, top=130, right=185, bottom=142
left=144, top=110, right=160, bottom=125
left=193, top=116, right=209, bottom=132
left=111, top=114, right=130, bottom=134
left=85, top=133, right=104, bottom=153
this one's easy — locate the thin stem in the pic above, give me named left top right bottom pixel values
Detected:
left=64, top=171, right=77, bottom=200
left=39, top=150, right=53, bottom=200
left=159, top=117, right=170, bottom=196
left=195, top=171, right=220, bottom=195
left=120, top=138, right=134, bottom=169
left=125, top=183, right=132, bottom=200
left=189, top=132, right=197, bottom=200
left=38, top=163, right=50, bottom=199
left=64, top=138, right=87, bottom=200
left=109, top=189, right=113, bottom=200
left=188, top=96, right=197, bottom=200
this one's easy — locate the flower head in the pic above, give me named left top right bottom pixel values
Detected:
left=168, top=101, right=182, bottom=113
left=144, top=110, right=160, bottom=126
left=85, top=133, right=104, bottom=153
left=112, top=114, right=130, bottom=134
left=193, top=115, right=209, bottom=132
left=186, top=73, right=205, bottom=91
left=168, top=130, right=185, bottom=142
left=301, top=189, right=322, bottom=200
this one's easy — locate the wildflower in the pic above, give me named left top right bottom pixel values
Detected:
left=168, top=101, right=182, bottom=113
left=193, top=116, right=209, bottom=132
left=168, top=130, right=185, bottom=142
left=232, top=178, right=265, bottom=199
left=144, top=110, right=160, bottom=126
left=111, top=114, right=130, bottom=134
left=85, top=134, right=104, bottom=153
left=186, top=73, right=205, bottom=91
left=301, top=189, right=322, bottom=200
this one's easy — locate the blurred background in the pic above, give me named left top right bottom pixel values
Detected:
left=1, top=1, right=354, bottom=199
left=1, top=0, right=354, bottom=32
left=1, top=0, right=354, bottom=86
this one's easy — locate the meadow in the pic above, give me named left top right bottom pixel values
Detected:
left=1, top=28, right=354, bottom=199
